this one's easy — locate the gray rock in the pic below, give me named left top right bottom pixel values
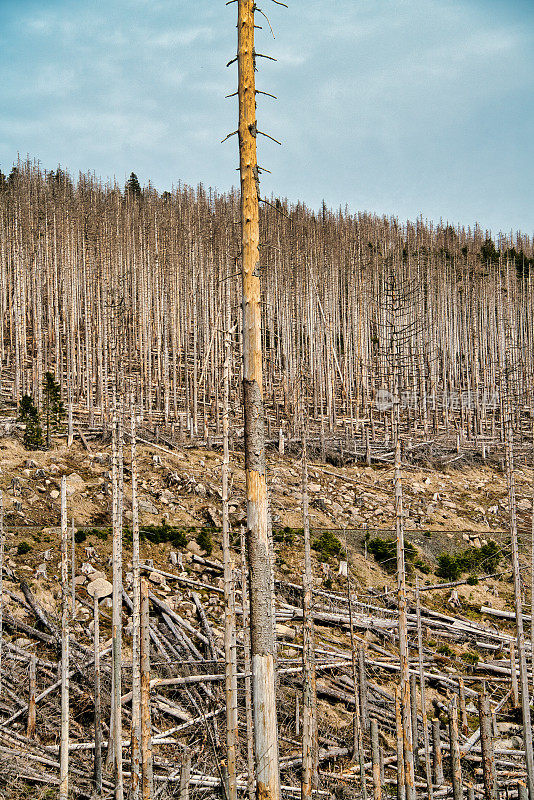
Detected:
left=65, top=473, right=85, bottom=496
left=86, top=577, right=113, bottom=599
left=138, top=497, right=158, bottom=514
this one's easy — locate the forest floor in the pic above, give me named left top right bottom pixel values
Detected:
left=0, top=430, right=530, bottom=798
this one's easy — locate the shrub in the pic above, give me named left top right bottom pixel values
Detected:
left=312, top=531, right=343, bottom=560
left=437, top=644, right=453, bottom=657
left=274, top=527, right=295, bottom=545
left=436, top=553, right=462, bottom=581
left=367, top=537, right=417, bottom=573
left=196, top=528, right=213, bottom=556
left=74, top=530, right=87, bottom=544
left=17, top=541, right=31, bottom=555
left=323, top=577, right=333, bottom=590
left=140, top=522, right=187, bottom=549
left=461, top=651, right=479, bottom=666
left=467, top=574, right=479, bottom=586
left=436, top=541, right=501, bottom=581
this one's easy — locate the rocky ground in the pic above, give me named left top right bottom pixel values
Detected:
left=0, top=430, right=531, bottom=797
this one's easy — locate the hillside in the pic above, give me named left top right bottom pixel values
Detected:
left=0, top=427, right=530, bottom=797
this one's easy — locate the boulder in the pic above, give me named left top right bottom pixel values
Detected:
left=186, top=540, right=204, bottom=557
left=86, top=577, right=113, bottom=599
left=65, top=473, right=85, bottom=496
left=138, top=497, right=158, bottom=515
left=50, top=489, right=60, bottom=500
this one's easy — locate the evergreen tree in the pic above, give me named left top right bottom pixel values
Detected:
left=18, top=395, right=44, bottom=450
left=125, top=172, right=142, bottom=198
left=43, top=371, right=65, bottom=447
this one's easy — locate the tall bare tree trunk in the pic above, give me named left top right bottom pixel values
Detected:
left=222, top=283, right=238, bottom=800
left=0, top=492, right=3, bottom=696
left=131, top=404, right=141, bottom=800
left=301, top=432, right=317, bottom=800
left=59, top=476, right=69, bottom=800
left=94, top=592, right=103, bottom=795
left=140, top=577, right=153, bottom=800
left=110, top=401, right=124, bottom=799
left=237, top=3, right=280, bottom=799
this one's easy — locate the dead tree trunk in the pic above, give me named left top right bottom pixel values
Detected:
left=59, top=476, right=69, bottom=800
left=301, top=432, right=317, bottom=800
left=131, top=404, right=142, bottom=800
left=237, top=3, right=280, bottom=799
left=140, top=577, right=153, bottom=800
left=222, top=284, right=238, bottom=800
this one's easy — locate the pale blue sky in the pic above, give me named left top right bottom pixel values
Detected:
left=0, top=0, right=532, bottom=234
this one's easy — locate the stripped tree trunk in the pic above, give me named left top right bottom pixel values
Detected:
left=0, top=492, right=3, bottom=695
left=237, top=2, right=280, bottom=799
left=131, top=403, right=142, bottom=800
left=26, top=654, right=36, bottom=739
left=370, top=718, right=382, bottom=800
left=240, top=526, right=256, bottom=800
left=222, top=283, right=238, bottom=800
left=110, top=399, right=124, bottom=799
left=415, top=579, right=433, bottom=800
left=347, top=549, right=367, bottom=800
left=93, top=592, right=103, bottom=794
left=140, top=577, right=153, bottom=800
left=478, top=689, right=497, bottom=800
left=59, top=476, right=69, bottom=800
left=301, top=431, right=317, bottom=800
left=449, top=696, right=462, bottom=800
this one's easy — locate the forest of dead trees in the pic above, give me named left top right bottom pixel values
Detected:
left=0, top=157, right=533, bottom=800
left=1, top=159, right=534, bottom=460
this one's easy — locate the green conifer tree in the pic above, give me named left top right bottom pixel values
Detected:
left=18, top=395, right=44, bottom=450
left=43, top=371, right=65, bottom=447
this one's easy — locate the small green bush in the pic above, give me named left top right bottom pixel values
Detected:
left=274, top=527, right=296, bottom=545
left=196, top=528, right=213, bottom=556
left=74, top=530, right=87, bottom=544
left=467, top=574, right=479, bottom=586
left=312, top=531, right=343, bottom=560
left=436, top=553, right=462, bottom=581
left=367, top=537, right=417, bottom=573
left=436, top=541, right=501, bottom=581
left=461, top=651, right=479, bottom=665
left=437, top=644, right=453, bottom=657
left=140, top=521, right=187, bottom=548
left=323, top=577, right=333, bottom=590
left=17, top=541, right=31, bottom=555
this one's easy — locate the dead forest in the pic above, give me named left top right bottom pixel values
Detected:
left=2, top=4, right=534, bottom=800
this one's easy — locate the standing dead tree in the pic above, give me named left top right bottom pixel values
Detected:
left=236, top=2, right=280, bottom=799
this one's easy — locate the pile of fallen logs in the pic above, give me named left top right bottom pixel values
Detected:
left=1, top=535, right=533, bottom=800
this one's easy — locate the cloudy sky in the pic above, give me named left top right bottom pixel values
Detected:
left=0, top=0, right=532, bottom=234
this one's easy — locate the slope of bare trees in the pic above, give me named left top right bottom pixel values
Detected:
left=1, top=160, right=533, bottom=458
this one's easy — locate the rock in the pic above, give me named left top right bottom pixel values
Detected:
left=472, top=538, right=481, bottom=549
left=308, top=482, right=321, bottom=493
left=86, top=577, right=113, bottom=599
left=50, top=489, right=60, bottom=500
left=276, top=623, right=296, bottom=641
left=35, top=564, right=47, bottom=579
left=90, top=570, right=107, bottom=582
left=138, top=497, right=158, bottom=515
left=73, top=575, right=87, bottom=586
left=186, top=540, right=204, bottom=557
left=65, top=473, right=85, bottom=496
left=517, top=498, right=532, bottom=512
left=148, top=571, right=165, bottom=586
left=194, top=483, right=207, bottom=498
left=25, top=459, right=38, bottom=469
left=81, top=562, right=96, bottom=576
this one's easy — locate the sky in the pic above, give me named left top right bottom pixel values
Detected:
left=0, top=0, right=533, bottom=235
